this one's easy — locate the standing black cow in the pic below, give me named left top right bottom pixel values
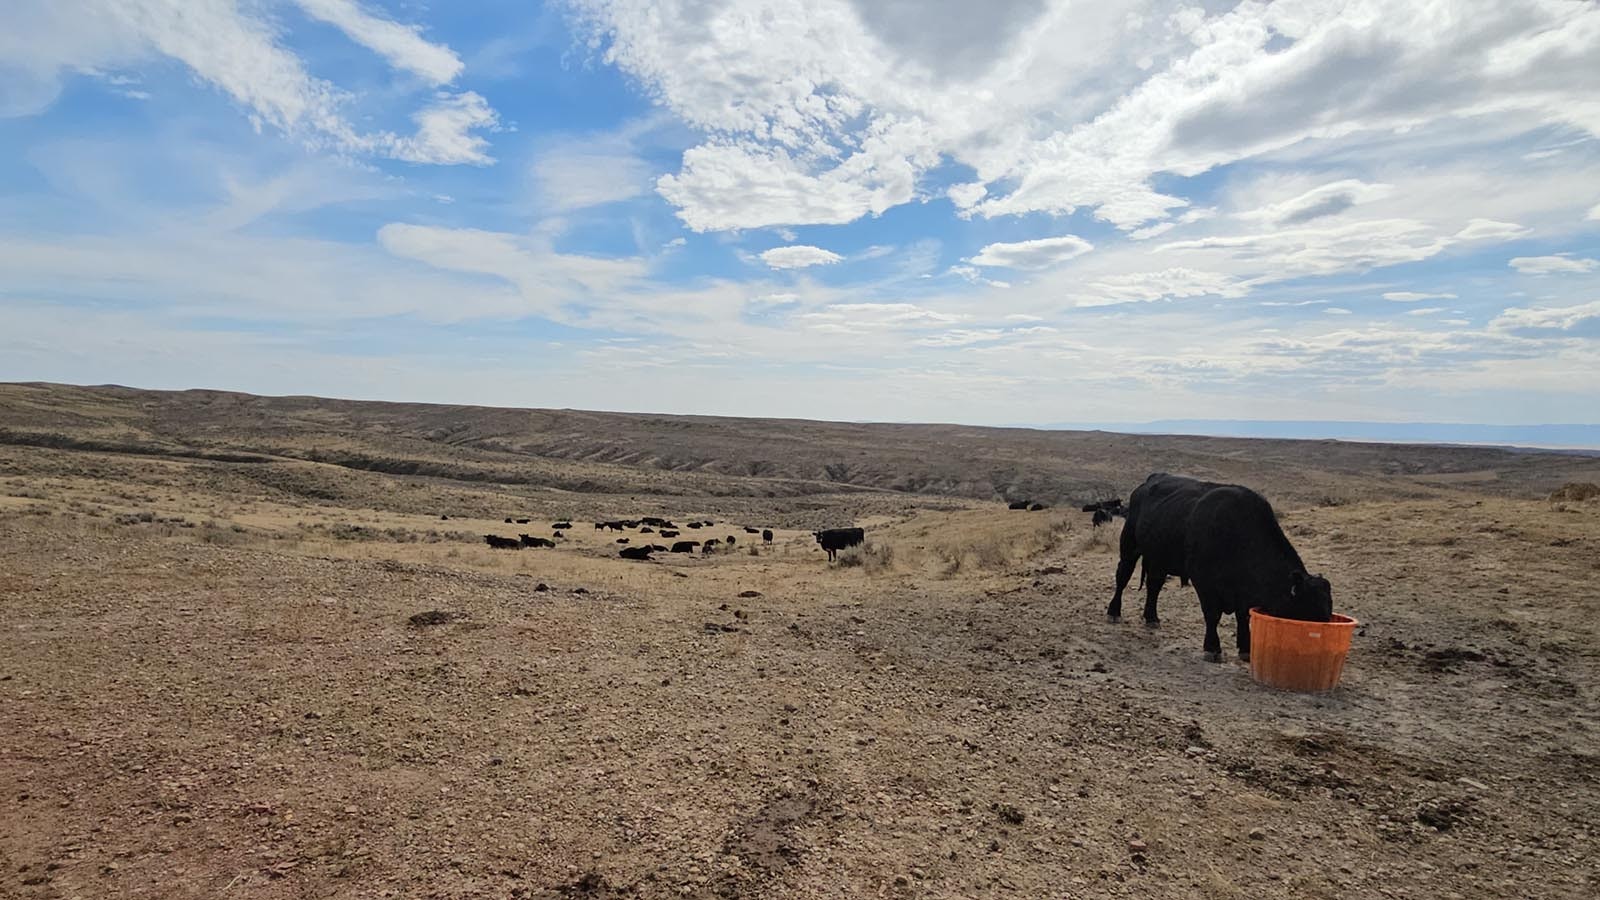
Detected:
left=762, top=529, right=773, bottom=544
left=1107, top=474, right=1333, bottom=662
left=813, top=527, right=865, bottom=561
left=671, top=541, right=700, bottom=553
left=1092, top=508, right=1113, bottom=527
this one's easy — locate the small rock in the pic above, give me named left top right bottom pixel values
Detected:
left=738, top=590, right=762, bottom=598
left=893, top=875, right=909, bottom=887
left=1457, top=777, right=1488, bottom=791
left=407, top=610, right=459, bottom=628
left=1248, top=827, right=1266, bottom=840
left=571, top=587, right=588, bottom=595
left=1089, top=662, right=1107, bottom=673
left=1184, top=746, right=1206, bottom=757
left=534, top=583, right=549, bottom=593
left=1128, top=839, right=1148, bottom=854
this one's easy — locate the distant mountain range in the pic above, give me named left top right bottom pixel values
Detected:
left=1047, top=420, right=1600, bottom=452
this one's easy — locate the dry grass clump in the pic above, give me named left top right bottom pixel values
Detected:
left=833, top=540, right=894, bottom=573
left=1075, top=523, right=1120, bottom=554
left=1550, top=482, right=1600, bottom=502
left=891, top=509, right=1076, bottom=577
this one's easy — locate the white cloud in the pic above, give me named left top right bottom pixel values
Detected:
left=969, top=235, right=1093, bottom=270
left=1588, top=202, right=1600, bottom=221
left=799, top=302, right=963, bottom=334
left=292, top=0, right=463, bottom=85
left=1509, top=254, right=1599, bottom=275
left=386, top=92, right=499, bottom=165
left=1490, top=300, right=1600, bottom=332
left=1324, top=307, right=1352, bottom=315
left=1074, top=268, right=1247, bottom=307
left=1240, top=180, right=1392, bottom=225
left=947, top=265, right=1010, bottom=289
left=760, top=245, right=844, bottom=270
left=571, top=0, right=1600, bottom=231
left=1405, top=307, right=1447, bottom=316
left=2, top=0, right=495, bottom=165
left=1383, top=291, right=1457, bottom=302
left=534, top=148, right=653, bottom=211
left=1455, top=219, right=1531, bottom=242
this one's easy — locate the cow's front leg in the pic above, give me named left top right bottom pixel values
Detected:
left=1236, top=608, right=1252, bottom=662
left=1199, top=595, right=1223, bottom=662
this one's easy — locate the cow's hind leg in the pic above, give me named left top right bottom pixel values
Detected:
left=1141, top=567, right=1164, bottom=627
left=1196, top=588, right=1224, bottom=662
left=1107, top=528, right=1139, bottom=623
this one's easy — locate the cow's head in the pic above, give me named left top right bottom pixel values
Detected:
left=812, top=531, right=822, bottom=543
left=1285, top=570, right=1334, bottom=622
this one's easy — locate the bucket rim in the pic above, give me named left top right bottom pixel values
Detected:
left=1249, top=608, right=1359, bottom=627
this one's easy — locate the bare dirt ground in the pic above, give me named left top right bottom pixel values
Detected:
left=3, top=388, right=1600, bottom=899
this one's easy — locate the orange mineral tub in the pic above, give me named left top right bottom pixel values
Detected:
left=1249, top=609, right=1359, bottom=692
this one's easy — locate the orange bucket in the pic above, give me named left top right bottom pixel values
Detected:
left=1249, top=610, right=1359, bottom=692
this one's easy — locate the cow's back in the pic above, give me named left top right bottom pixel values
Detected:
left=1125, top=474, right=1218, bottom=576
left=1184, top=485, right=1304, bottom=613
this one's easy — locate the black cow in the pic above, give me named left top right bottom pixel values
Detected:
left=813, top=527, right=865, bottom=561
left=640, top=526, right=655, bottom=534
left=649, top=544, right=669, bottom=552
left=616, top=538, right=630, bottom=544
left=660, top=529, right=680, bottom=538
left=620, top=546, right=654, bottom=560
left=504, top=517, right=514, bottom=524
left=519, top=534, right=556, bottom=549
left=1029, top=503, right=1047, bottom=511
left=594, top=522, right=605, bottom=531
left=516, top=518, right=531, bottom=524
left=688, top=522, right=702, bottom=529
left=762, top=529, right=773, bottom=544
left=1092, top=508, right=1113, bottom=527
left=553, top=530, right=564, bottom=539
left=744, top=526, right=760, bottom=534
left=703, top=520, right=715, bottom=526
left=440, top=515, right=449, bottom=520
left=1008, top=500, right=1031, bottom=510
left=484, top=534, right=521, bottom=550
left=1107, top=474, right=1333, bottom=662
left=671, top=541, right=700, bottom=553
left=642, top=517, right=670, bottom=527
left=725, top=535, right=736, bottom=545
left=553, top=521, right=573, bottom=530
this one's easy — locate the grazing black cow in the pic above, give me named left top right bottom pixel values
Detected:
left=813, top=527, right=865, bottom=561
left=606, top=521, right=627, bottom=532
left=553, top=521, right=573, bottom=530
left=484, top=534, right=521, bottom=550
left=619, top=546, right=654, bottom=560
left=1008, top=500, right=1031, bottom=510
left=616, top=538, right=630, bottom=544
left=553, top=530, right=564, bottom=539
left=519, top=534, right=556, bottom=549
left=687, top=522, right=702, bottom=529
left=516, top=518, right=531, bottom=524
left=1029, top=503, right=1047, bottom=511
left=1107, top=473, right=1333, bottom=661
left=671, top=541, right=700, bottom=553
left=704, top=538, right=720, bottom=547
left=642, top=517, right=670, bottom=527
left=594, top=522, right=605, bottom=531
left=640, top=526, right=655, bottom=534
left=440, top=515, right=449, bottom=520
left=744, top=526, right=760, bottom=534
left=762, top=529, right=773, bottom=544
left=660, top=529, right=679, bottom=538
left=1092, top=508, right=1113, bottom=527
left=504, top=517, right=514, bottom=524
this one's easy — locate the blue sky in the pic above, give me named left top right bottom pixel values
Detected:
left=1, top=0, right=1598, bottom=427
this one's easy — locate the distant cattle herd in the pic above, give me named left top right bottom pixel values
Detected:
left=467, top=474, right=1334, bottom=663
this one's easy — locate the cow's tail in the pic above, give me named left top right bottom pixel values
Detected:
left=1137, top=563, right=1145, bottom=590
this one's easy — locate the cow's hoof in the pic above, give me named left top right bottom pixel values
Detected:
left=1107, top=615, right=1121, bottom=624
left=1143, top=619, right=1160, bottom=629
left=1203, top=651, right=1222, bottom=663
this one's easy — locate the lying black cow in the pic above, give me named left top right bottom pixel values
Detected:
left=744, top=526, right=760, bottom=534
left=642, top=517, right=670, bottom=527
left=1108, top=473, right=1332, bottom=662
left=660, top=529, right=680, bottom=538
left=671, top=541, right=700, bottom=553
left=640, top=526, right=655, bottom=534
left=1008, top=500, right=1031, bottom=510
left=484, top=534, right=521, bottom=550
left=762, top=529, right=773, bottom=544
left=552, top=521, right=573, bottom=530
left=515, top=518, right=530, bottom=524
left=1029, top=503, right=1047, bottom=511
left=814, top=527, right=865, bottom=561
left=616, top=538, right=630, bottom=544
left=519, top=534, right=555, bottom=549
left=619, top=546, right=653, bottom=561
left=504, top=517, right=514, bottom=524
left=687, top=522, right=702, bottom=529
